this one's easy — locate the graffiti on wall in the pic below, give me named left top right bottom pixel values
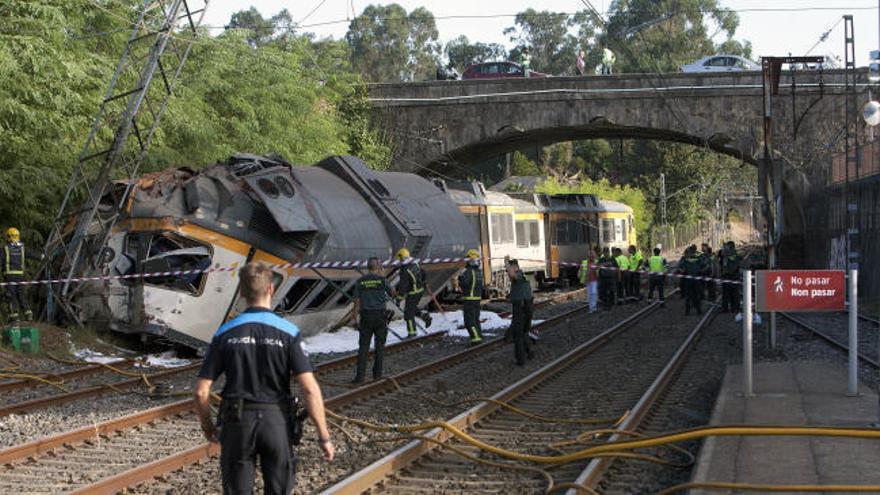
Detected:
left=829, top=235, right=846, bottom=269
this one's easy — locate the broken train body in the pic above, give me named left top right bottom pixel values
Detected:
left=75, top=154, right=475, bottom=349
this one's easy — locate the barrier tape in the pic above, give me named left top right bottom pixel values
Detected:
left=2, top=255, right=744, bottom=288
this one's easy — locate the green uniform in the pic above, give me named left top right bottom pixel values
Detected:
left=353, top=273, right=393, bottom=381
left=509, top=270, right=533, bottom=365
left=720, top=249, right=742, bottom=312
left=627, top=251, right=644, bottom=300
left=458, top=262, right=483, bottom=343
left=647, top=255, right=667, bottom=301
left=679, top=254, right=705, bottom=315
left=597, top=255, right=616, bottom=308
left=614, top=255, right=629, bottom=302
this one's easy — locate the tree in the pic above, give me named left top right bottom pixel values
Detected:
left=444, top=35, right=506, bottom=71
left=227, top=7, right=276, bottom=46
left=346, top=4, right=440, bottom=82
left=503, top=9, right=599, bottom=75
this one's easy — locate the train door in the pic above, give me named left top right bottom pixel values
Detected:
left=547, top=214, right=560, bottom=279
left=479, top=206, right=491, bottom=284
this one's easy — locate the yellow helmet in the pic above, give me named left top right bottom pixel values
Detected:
left=395, top=247, right=410, bottom=260
left=6, top=228, right=19, bottom=242
left=465, top=249, right=480, bottom=259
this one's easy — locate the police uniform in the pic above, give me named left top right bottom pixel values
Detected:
left=720, top=246, right=742, bottom=312
left=647, top=255, right=667, bottom=302
left=679, top=252, right=705, bottom=315
left=628, top=250, right=644, bottom=300
left=598, top=254, right=617, bottom=309
left=353, top=272, right=393, bottom=381
left=509, top=270, right=534, bottom=366
left=458, top=261, right=483, bottom=344
left=614, top=253, right=629, bottom=303
left=701, top=249, right=717, bottom=301
left=397, top=262, right=425, bottom=337
left=4, top=241, right=30, bottom=320
left=198, top=309, right=313, bottom=495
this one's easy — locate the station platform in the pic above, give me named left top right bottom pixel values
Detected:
left=690, top=361, right=880, bottom=494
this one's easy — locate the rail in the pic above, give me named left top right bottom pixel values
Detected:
left=780, top=312, right=879, bottom=368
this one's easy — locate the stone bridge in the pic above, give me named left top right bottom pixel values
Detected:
left=368, top=69, right=868, bottom=178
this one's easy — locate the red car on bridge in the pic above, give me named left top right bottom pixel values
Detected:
left=461, top=61, right=549, bottom=79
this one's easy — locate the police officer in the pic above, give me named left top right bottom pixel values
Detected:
left=627, top=245, right=644, bottom=301
left=701, top=243, right=717, bottom=302
left=352, top=257, right=396, bottom=383
left=507, top=259, right=534, bottom=366
left=647, top=246, right=668, bottom=304
left=193, top=262, right=334, bottom=495
left=598, top=247, right=617, bottom=309
left=4, top=227, right=35, bottom=321
left=454, top=249, right=483, bottom=344
left=395, top=248, right=428, bottom=338
left=678, top=245, right=705, bottom=315
left=720, top=241, right=742, bottom=313
left=613, top=247, right=629, bottom=304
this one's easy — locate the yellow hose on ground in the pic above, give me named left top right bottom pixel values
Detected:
left=657, top=481, right=880, bottom=494
left=0, top=372, right=68, bottom=391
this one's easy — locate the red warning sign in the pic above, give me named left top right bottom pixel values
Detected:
left=756, top=270, right=846, bottom=312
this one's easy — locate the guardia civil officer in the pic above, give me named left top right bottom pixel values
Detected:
left=597, top=247, right=617, bottom=309
left=454, top=249, right=483, bottom=344
left=3, top=227, right=37, bottom=321
left=395, top=248, right=429, bottom=338
left=678, top=245, right=705, bottom=315
left=701, top=243, right=717, bottom=301
left=647, top=246, right=668, bottom=304
left=194, top=262, right=334, bottom=495
left=613, top=247, right=628, bottom=304
left=627, top=245, right=644, bottom=301
left=352, top=257, right=396, bottom=383
left=720, top=241, right=742, bottom=313
left=507, top=259, right=534, bottom=366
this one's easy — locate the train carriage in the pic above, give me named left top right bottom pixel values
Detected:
left=597, top=199, right=637, bottom=251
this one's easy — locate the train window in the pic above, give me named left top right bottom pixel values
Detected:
left=529, top=221, right=540, bottom=246
left=280, top=278, right=319, bottom=312
left=275, top=177, right=295, bottom=197
left=306, top=281, right=347, bottom=310
left=257, top=177, right=280, bottom=198
left=621, top=219, right=627, bottom=241
left=555, top=220, right=568, bottom=245
left=141, top=232, right=212, bottom=295
left=335, top=280, right=358, bottom=306
left=491, top=213, right=514, bottom=244
left=602, top=219, right=614, bottom=242
left=516, top=221, right=528, bottom=248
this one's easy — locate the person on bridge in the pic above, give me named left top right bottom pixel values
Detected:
left=194, top=262, right=334, bottom=495
left=352, top=257, right=396, bottom=383
left=720, top=241, right=742, bottom=313
left=454, top=249, right=484, bottom=344
left=507, top=259, right=534, bottom=366
left=520, top=46, right=531, bottom=77
left=701, top=243, right=718, bottom=302
left=576, top=49, right=586, bottom=76
left=679, top=245, right=706, bottom=315
left=647, top=246, right=668, bottom=304
left=613, top=247, right=629, bottom=304
left=395, top=248, right=430, bottom=338
left=601, top=46, right=616, bottom=75
left=598, top=247, right=617, bottom=309
left=578, top=248, right=599, bottom=313
left=627, top=245, right=644, bottom=301
left=3, top=227, right=38, bottom=321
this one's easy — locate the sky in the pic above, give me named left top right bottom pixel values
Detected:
left=201, top=0, right=880, bottom=67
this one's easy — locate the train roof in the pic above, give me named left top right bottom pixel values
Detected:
left=509, top=192, right=601, bottom=213
left=485, top=190, right=541, bottom=213
left=436, top=180, right=487, bottom=206
left=598, top=199, right=633, bottom=213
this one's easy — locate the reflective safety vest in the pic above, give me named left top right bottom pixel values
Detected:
left=648, top=255, right=666, bottom=273
left=578, top=260, right=590, bottom=284
left=403, top=263, right=425, bottom=295
left=459, top=265, right=483, bottom=300
left=4, top=243, right=24, bottom=276
left=615, top=255, right=629, bottom=270
left=629, top=252, right=643, bottom=271
left=521, top=53, right=531, bottom=68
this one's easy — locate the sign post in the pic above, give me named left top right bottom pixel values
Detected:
left=755, top=269, right=852, bottom=394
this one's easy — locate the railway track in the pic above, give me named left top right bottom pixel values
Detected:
left=323, top=296, right=709, bottom=494
left=0, top=293, right=589, bottom=493
left=781, top=312, right=880, bottom=368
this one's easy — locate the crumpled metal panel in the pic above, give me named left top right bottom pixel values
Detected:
left=243, top=170, right=321, bottom=233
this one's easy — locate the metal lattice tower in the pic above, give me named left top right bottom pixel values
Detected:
left=43, top=0, right=208, bottom=320
left=843, top=15, right=859, bottom=272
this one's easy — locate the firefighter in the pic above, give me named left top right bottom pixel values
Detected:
left=507, top=259, right=534, bottom=366
left=678, top=245, right=705, bottom=315
left=627, top=245, right=644, bottom=301
left=597, top=247, right=617, bottom=309
left=4, top=228, right=34, bottom=321
left=454, top=249, right=483, bottom=344
left=647, top=246, right=668, bottom=304
left=613, top=247, right=629, bottom=304
left=701, top=243, right=717, bottom=302
left=720, top=241, right=742, bottom=313
left=352, top=257, right=396, bottom=383
left=395, top=248, right=429, bottom=338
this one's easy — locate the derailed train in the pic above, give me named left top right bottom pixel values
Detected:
left=69, top=153, right=634, bottom=349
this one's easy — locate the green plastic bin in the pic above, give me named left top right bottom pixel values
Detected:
left=3, top=327, right=39, bottom=353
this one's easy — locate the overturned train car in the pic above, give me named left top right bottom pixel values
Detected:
left=74, top=154, right=475, bottom=349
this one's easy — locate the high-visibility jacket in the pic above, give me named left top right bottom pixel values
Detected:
left=615, top=255, right=629, bottom=270
left=629, top=251, right=643, bottom=271
left=578, top=259, right=590, bottom=284
left=521, top=52, right=531, bottom=69
left=648, top=255, right=667, bottom=273
left=457, top=264, right=483, bottom=300
left=4, top=243, right=24, bottom=276
left=397, top=263, right=425, bottom=296
left=602, top=48, right=616, bottom=65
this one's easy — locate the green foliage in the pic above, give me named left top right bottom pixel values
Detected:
left=0, top=1, right=390, bottom=245
left=504, top=9, right=599, bottom=75
left=345, top=4, right=440, bottom=82
left=510, top=151, right=542, bottom=176
left=537, top=176, right=652, bottom=244
left=444, top=35, right=506, bottom=71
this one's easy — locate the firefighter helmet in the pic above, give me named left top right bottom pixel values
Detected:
left=465, top=249, right=480, bottom=259
left=395, top=248, right=410, bottom=260
left=6, top=228, right=19, bottom=242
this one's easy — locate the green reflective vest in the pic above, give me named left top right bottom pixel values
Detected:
left=648, top=255, right=666, bottom=273
left=629, top=252, right=643, bottom=271
left=615, top=255, right=629, bottom=270
left=578, top=260, right=590, bottom=284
